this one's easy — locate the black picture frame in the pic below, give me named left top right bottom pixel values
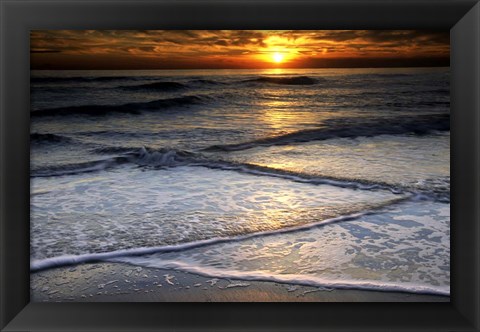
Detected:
left=1, top=0, right=479, bottom=331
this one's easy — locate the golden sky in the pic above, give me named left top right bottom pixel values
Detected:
left=31, top=30, right=449, bottom=70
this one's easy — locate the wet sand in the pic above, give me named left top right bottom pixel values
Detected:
left=31, top=262, right=450, bottom=302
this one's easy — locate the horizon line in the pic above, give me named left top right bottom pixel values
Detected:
left=31, top=65, right=450, bottom=71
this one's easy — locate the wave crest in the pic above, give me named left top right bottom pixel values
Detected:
left=134, top=146, right=196, bottom=166
left=31, top=133, right=73, bottom=144
left=121, top=81, right=186, bottom=91
left=31, top=95, right=207, bottom=117
left=204, top=114, right=450, bottom=152
left=32, top=147, right=199, bottom=177
left=244, top=76, right=319, bottom=85
left=31, top=145, right=448, bottom=202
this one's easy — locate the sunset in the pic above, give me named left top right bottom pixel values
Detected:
left=30, top=30, right=449, bottom=69
left=30, top=29, right=450, bottom=303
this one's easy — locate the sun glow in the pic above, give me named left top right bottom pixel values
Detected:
left=272, top=52, right=284, bottom=63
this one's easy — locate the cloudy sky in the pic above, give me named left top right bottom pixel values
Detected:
left=31, top=30, right=449, bottom=70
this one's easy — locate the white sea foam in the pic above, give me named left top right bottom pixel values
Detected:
left=109, top=201, right=450, bottom=296
left=31, top=201, right=450, bottom=296
left=112, top=259, right=449, bottom=296
left=31, top=165, right=398, bottom=261
left=30, top=68, right=450, bottom=298
left=30, top=210, right=370, bottom=272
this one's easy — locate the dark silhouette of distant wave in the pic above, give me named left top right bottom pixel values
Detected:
left=243, top=76, right=320, bottom=85
left=120, top=81, right=186, bottom=91
left=31, top=95, right=208, bottom=117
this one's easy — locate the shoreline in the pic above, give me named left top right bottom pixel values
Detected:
left=31, top=262, right=450, bottom=302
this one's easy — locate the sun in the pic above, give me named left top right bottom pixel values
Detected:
left=272, top=52, right=284, bottom=63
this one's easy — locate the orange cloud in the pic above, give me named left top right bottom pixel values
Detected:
left=30, top=30, right=449, bottom=70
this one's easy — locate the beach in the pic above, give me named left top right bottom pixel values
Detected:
left=30, top=67, right=450, bottom=301
left=31, top=262, right=449, bottom=302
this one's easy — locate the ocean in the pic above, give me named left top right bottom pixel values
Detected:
left=30, top=67, right=450, bottom=296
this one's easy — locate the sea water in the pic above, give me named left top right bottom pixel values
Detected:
left=30, top=67, right=450, bottom=296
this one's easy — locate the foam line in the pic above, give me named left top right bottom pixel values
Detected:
left=31, top=145, right=449, bottom=202
left=111, top=260, right=450, bottom=296
left=31, top=210, right=379, bottom=272
left=205, top=162, right=404, bottom=194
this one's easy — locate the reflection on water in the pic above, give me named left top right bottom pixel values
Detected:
left=113, top=200, right=450, bottom=295
left=31, top=166, right=399, bottom=260
left=30, top=67, right=450, bottom=296
left=222, top=133, right=450, bottom=190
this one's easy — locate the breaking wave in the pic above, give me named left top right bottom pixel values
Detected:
left=31, top=147, right=198, bottom=177
left=31, top=145, right=448, bottom=202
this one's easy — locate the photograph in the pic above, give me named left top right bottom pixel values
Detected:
left=29, top=30, right=450, bottom=302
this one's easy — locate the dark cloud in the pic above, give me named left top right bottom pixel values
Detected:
left=30, top=30, right=449, bottom=69
left=214, top=40, right=229, bottom=46
left=360, top=30, right=449, bottom=46
left=312, top=30, right=362, bottom=42
left=30, top=49, right=62, bottom=53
